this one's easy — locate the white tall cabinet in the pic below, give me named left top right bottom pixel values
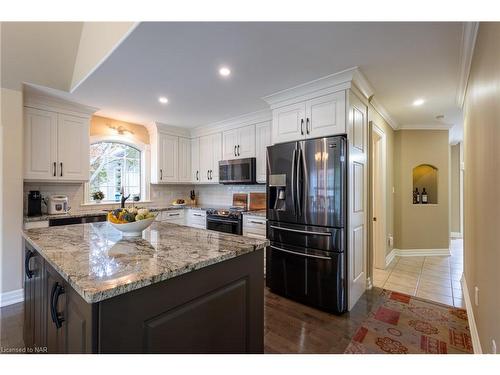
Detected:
left=24, top=107, right=91, bottom=182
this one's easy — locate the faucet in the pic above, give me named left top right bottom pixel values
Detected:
left=120, top=187, right=130, bottom=209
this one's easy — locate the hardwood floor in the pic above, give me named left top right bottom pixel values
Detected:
left=264, top=287, right=384, bottom=353
left=0, top=287, right=384, bottom=354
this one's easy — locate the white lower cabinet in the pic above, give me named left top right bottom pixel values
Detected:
left=159, top=210, right=185, bottom=225
left=243, top=215, right=267, bottom=276
left=186, top=209, right=207, bottom=229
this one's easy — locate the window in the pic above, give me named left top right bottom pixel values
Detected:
left=89, top=142, right=141, bottom=202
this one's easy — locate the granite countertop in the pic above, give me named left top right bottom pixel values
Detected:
left=24, top=205, right=210, bottom=223
left=23, top=221, right=268, bottom=304
left=243, top=210, right=267, bottom=218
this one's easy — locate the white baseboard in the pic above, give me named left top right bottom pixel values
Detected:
left=451, top=232, right=463, bottom=238
left=461, top=275, right=482, bottom=354
left=0, top=288, right=24, bottom=308
left=393, top=248, right=451, bottom=257
left=385, top=248, right=396, bottom=266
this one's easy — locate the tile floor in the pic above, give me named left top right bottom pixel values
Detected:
left=373, top=239, right=464, bottom=308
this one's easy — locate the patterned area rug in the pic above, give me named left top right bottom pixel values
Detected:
left=344, top=290, right=473, bottom=354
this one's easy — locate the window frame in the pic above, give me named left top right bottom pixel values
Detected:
left=84, top=135, right=151, bottom=205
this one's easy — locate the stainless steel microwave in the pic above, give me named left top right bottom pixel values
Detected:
left=219, top=157, right=257, bottom=184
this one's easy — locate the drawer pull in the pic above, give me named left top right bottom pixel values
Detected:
left=249, top=220, right=265, bottom=225
left=269, top=245, right=331, bottom=260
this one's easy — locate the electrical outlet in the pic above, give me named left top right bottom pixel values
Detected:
left=492, top=339, right=497, bottom=354
left=474, top=286, right=479, bottom=306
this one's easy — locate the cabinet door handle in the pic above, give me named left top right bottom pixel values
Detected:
left=207, top=170, right=210, bottom=180
left=196, top=170, right=199, bottom=181
left=234, top=145, right=237, bottom=157
left=237, top=145, right=240, bottom=156
left=53, top=162, right=56, bottom=177
left=169, top=213, right=180, bottom=217
left=25, top=251, right=34, bottom=279
left=160, top=169, right=163, bottom=180
left=249, top=220, right=265, bottom=225
left=50, top=282, right=65, bottom=329
left=210, top=170, right=213, bottom=180
left=60, top=162, right=63, bottom=177
left=300, top=119, right=304, bottom=135
left=306, top=118, right=310, bottom=135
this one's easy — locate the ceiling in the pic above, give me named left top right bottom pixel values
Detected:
left=71, top=22, right=464, bottom=129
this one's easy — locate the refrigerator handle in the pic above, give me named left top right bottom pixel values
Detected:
left=291, top=149, right=297, bottom=214
left=296, top=148, right=302, bottom=217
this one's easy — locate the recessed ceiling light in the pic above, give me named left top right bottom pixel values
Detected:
left=158, top=96, right=168, bottom=104
left=219, top=67, right=231, bottom=77
left=413, top=98, right=425, bottom=106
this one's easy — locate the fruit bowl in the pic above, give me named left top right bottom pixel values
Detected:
left=108, top=216, right=156, bottom=237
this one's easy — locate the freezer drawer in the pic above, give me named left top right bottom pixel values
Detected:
left=267, top=221, right=344, bottom=253
left=266, top=241, right=346, bottom=314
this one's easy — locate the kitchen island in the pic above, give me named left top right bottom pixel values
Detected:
left=22, top=221, right=268, bottom=353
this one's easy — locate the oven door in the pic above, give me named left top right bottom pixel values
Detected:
left=219, top=158, right=256, bottom=184
left=206, top=217, right=242, bottom=235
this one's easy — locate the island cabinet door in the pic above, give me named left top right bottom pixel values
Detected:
left=23, top=244, right=46, bottom=352
left=97, top=249, right=264, bottom=354
left=44, top=262, right=96, bottom=354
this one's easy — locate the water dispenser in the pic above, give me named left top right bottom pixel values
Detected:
left=268, top=174, right=287, bottom=211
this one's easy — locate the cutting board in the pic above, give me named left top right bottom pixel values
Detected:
left=249, top=192, right=266, bottom=211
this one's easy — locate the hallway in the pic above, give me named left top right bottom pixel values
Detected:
left=373, top=239, right=464, bottom=308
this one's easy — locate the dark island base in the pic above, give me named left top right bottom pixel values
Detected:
left=24, top=241, right=264, bottom=354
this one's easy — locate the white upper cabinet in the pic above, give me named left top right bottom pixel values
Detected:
left=158, top=133, right=178, bottom=182
left=271, top=92, right=346, bottom=144
left=271, top=102, right=306, bottom=144
left=198, top=133, right=222, bottom=183
left=178, top=137, right=191, bottom=182
left=222, top=129, right=239, bottom=159
left=222, top=124, right=255, bottom=159
left=305, top=91, right=345, bottom=138
left=255, top=121, right=271, bottom=183
left=24, top=108, right=58, bottom=180
left=191, top=138, right=200, bottom=183
left=24, top=107, right=90, bottom=181
left=57, top=114, right=90, bottom=181
left=210, top=133, right=222, bottom=182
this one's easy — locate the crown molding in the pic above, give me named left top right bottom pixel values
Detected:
left=457, top=22, right=479, bottom=108
left=23, top=83, right=99, bottom=117
left=190, top=109, right=271, bottom=138
left=398, top=124, right=453, bottom=131
left=150, top=121, right=191, bottom=137
left=262, top=67, right=374, bottom=109
left=369, top=97, right=399, bottom=130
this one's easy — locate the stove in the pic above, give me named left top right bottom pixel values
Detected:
left=206, top=206, right=246, bottom=235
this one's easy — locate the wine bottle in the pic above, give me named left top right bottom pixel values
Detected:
left=415, top=188, right=420, bottom=204
left=422, top=188, right=428, bottom=204
left=413, top=188, right=418, bottom=204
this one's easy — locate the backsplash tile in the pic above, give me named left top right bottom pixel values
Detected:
left=23, top=182, right=266, bottom=215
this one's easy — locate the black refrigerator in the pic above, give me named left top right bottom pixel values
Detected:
left=266, top=135, right=347, bottom=314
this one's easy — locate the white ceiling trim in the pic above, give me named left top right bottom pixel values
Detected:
left=370, top=97, right=399, bottom=131
left=456, top=22, right=479, bottom=108
left=398, top=124, right=453, bottom=131
left=262, top=67, right=374, bottom=108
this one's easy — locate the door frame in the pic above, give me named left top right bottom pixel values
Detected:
left=371, top=122, right=387, bottom=270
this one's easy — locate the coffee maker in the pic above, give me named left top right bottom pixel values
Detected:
left=27, top=190, right=42, bottom=217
